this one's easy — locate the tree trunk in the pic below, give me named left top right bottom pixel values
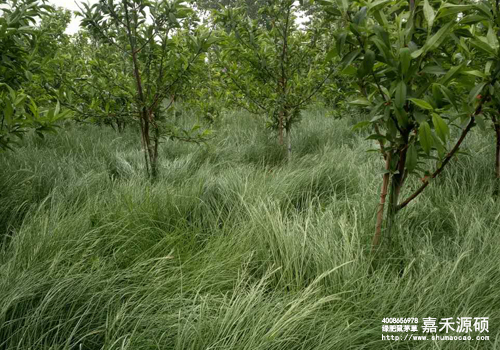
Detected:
left=139, top=118, right=150, bottom=178
left=286, top=127, right=292, bottom=162
left=124, top=4, right=156, bottom=179
left=386, top=175, right=402, bottom=239
left=372, top=153, right=391, bottom=252
left=150, top=117, right=160, bottom=179
left=385, top=142, right=409, bottom=242
left=278, top=110, right=284, bottom=146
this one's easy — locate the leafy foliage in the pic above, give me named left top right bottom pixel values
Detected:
left=215, top=0, right=335, bottom=156
left=0, top=0, right=70, bottom=150
left=321, top=0, right=500, bottom=248
left=76, top=0, right=215, bottom=177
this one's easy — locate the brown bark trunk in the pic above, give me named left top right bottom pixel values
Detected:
left=124, top=3, right=157, bottom=178
left=278, top=111, right=284, bottom=146
left=150, top=115, right=160, bottom=179
left=372, top=152, right=392, bottom=252
left=139, top=118, right=150, bottom=178
left=385, top=140, right=409, bottom=238
left=277, top=7, right=289, bottom=148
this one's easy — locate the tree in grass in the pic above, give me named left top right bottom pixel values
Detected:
left=215, top=0, right=336, bottom=161
left=0, top=0, right=71, bottom=151
left=321, top=0, right=496, bottom=251
left=77, top=0, right=215, bottom=178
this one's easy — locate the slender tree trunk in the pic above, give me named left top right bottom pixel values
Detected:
left=286, top=127, right=292, bottom=162
left=277, top=6, right=290, bottom=149
left=142, top=109, right=161, bottom=179
left=386, top=176, right=401, bottom=239
left=150, top=140, right=158, bottom=178
left=372, top=153, right=391, bottom=252
left=278, top=110, right=284, bottom=146
left=150, top=115, right=160, bottom=179
left=124, top=3, right=158, bottom=179
left=386, top=144, right=409, bottom=238
left=139, top=118, right=150, bottom=178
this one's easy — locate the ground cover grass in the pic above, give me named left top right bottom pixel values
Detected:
left=0, top=109, right=499, bottom=349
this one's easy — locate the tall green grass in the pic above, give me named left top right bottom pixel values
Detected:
left=0, top=110, right=499, bottom=349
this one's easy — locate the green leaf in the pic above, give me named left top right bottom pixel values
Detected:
left=470, top=38, right=497, bottom=56
left=4, top=100, right=13, bottom=123
left=406, top=143, right=418, bottom=172
left=372, top=9, right=389, bottom=27
left=369, top=0, right=391, bottom=11
left=371, top=37, right=392, bottom=62
left=411, top=48, right=424, bottom=59
left=352, top=121, right=371, bottom=131
left=336, top=0, right=348, bottom=12
left=399, top=48, right=411, bottom=76
left=419, top=121, right=433, bottom=155
left=372, top=25, right=390, bottom=48
left=423, top=0, right=435, bottom=29
left=414, top=111, right=429, bottom=124
left=438, top=84, right=458, bottom=111
left=395, top=80, right=407, bottom=109
left=422, top=65, right=446, bottom=75
left=366, top=134, right=387, bottom=141
left=341, top=65, right=357, bottom=75
left=363, top=50, right=375, bottom=74
left=432, top=134, right=446, bottom=159
left=340, top=49, right=361, bottom=69
left=336, top=32, right=347, bottom=55
left=395, top=108, right=409, bottom=128
left=487, top=25, right=499, bottom=52
left=349, top=98, right=371, bottom=106
left=432, top=113, right=449, bottom=142
left=326, top=47, right=337, bottom=62
left=468, top=82, right=486, bottom=105
left=460, top=70, right=486, bottom=78
left=353, top=7, right=367, bottom=25
left=437, top=4, right=474, bottom=19
left=437, top=65, right=462, bottom=86
left=460, top=14, right=489, bottom=25
left=432, top=84, right=444, bottom=105
left=409, top=98, right=433, bottom=110
left=474, top=2, right=494, bottom=19
left=424, top=22, right=454, bottom=52
left=349, top=23, right=361, bottom=36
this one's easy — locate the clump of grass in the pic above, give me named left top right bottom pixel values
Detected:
left=0, top=110, right=499, bottom=349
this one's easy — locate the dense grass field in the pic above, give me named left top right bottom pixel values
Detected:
left=0, top=109, right=499, bottom=349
